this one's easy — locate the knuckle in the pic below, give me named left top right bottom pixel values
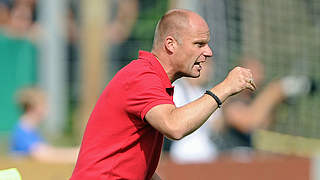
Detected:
left=240, top=74, right=245, bottom=80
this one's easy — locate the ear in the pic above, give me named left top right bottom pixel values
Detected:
left=164, top=36, right=177, bottom=53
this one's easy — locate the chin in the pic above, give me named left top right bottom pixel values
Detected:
left=179, top=70, right=200, bottom=78
left=192, top=70, right=201, bottom=78
left=188, top=73, right=200, bottom=78
left=193, top=74, right=201, bottom=78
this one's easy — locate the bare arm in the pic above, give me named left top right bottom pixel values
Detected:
left=145, top=67, right=256, bottom=140
left=30, top=143, right=79, bottom=163
left=107, top=0, right=139, bottom=43
left=224, top=80, right=285, bottom=133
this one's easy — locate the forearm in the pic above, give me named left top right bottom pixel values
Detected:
left=31, top=144, right=79, bottom=163
left=109, top=0, right=138, bottom=42
left=51, top=147, right=80, bottom=162
left=169, top=83, right=230, bottom=138
left=249, top=81, right=285, bottom=128
left=227, top=81, right=285, bottom=132
left=146, top=67, right=255, bottom=140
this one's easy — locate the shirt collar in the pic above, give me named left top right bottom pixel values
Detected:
left=138, top=50, right=173, bottom=89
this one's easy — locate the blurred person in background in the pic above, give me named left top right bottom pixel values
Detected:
left=104, top=0, right=139, bottom=78
left=105, top=0, right=139, bottom=45
left=7, top=2, right=33, bottom=36
left=0, top=0, right=38, bottom=134
left=169, top=60, right=221, bottom=163
left=13, top=0, right=37, bottom=19
left=1, top=0, right=40, bottom=41
left=10, top=87, right=79, bottom=163
left=214, top=57, right=311, bottom=152
left=107, top=0, right=169, bottom=77
left=0, top=0, right=11, bottom=27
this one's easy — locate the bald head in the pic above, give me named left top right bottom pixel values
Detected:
left=152, top=9, right=207, bottom=50
left=151, top=9, right=212, bottom=81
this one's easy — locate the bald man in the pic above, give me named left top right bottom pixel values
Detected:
left=70, top=9, right=256, bottom=180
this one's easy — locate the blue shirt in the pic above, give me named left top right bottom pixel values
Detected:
left=10, top=122, right=44, bottom=155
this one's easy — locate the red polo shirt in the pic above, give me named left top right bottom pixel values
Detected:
left=70, top=51, right=174, bottom=180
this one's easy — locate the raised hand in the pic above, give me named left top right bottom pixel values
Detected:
left=222, top=66, right=256, bottom=96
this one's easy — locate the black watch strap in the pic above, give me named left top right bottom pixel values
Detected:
left=205, top=90, right=222, bottom=108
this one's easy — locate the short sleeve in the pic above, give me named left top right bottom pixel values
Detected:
left=10, top=125, right=44, bottom=155
left=126, top=71, right=174, bottom=121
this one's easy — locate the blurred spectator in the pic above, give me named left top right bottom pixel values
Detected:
left=214, top=57, right=311, bottom=152
left=169, top=61, right=221, bottom=163
left=7, top=2, right=33, bottom=35
left=106, top=0, right=139, bottom=45
left=104, top=0, right=139, bottom=78
left=13, top=0, right=37, bottom=22
left=0, top=3, right=38, bottom=133
left=10, top=87, right=79, bottom=163
left=2, top=0, right=41, bottom=41
left=108, top=0, right=168, bottom=76
left=0, top=0, right=11, bottom=27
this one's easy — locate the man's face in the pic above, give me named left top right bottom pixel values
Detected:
left=174, top=21, right=213, bottom=78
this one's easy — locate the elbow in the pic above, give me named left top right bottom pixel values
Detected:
left=164, top=123, right=185, bottom=140
left=166, top=132, right=184, bottom=141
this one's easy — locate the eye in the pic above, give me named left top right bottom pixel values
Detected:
left=195, top=42, right=205, bottom=47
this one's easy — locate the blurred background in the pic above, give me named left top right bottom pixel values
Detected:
left=0, top=0, right=320, bottom=179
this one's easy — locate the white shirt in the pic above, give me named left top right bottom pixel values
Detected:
left=170, top=78, right=220, bottom=164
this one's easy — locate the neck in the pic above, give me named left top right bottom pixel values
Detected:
left=186, top=77, right=201, bottom=86
left=20, top=112, right=40, bottom=129
left=151, top=50, right=180, bottom=83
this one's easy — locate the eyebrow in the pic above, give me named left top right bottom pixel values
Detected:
left=193, top=38, right=210, bottom=44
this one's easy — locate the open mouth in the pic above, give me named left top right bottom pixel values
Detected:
left=194, top=62, right=202, bottom=71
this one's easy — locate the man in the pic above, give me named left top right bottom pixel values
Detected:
left=70, top=9, right=255, bottom=180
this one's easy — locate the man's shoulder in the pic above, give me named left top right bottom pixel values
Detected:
left=105, top=59, right=160, bottom=94
left=120, top=59, right=158, bottom=79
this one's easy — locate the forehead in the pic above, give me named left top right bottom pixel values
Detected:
left=184, top=15, right=210, bottom=40
left=183, top=26, right=210, bottom=42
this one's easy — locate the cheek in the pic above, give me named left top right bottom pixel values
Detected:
left=175, top=47, right=197, bottom=70
left=36, top=105, right=48, bottom=116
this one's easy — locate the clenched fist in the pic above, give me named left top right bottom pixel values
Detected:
left=224, top=66, right=256, bottom=95
left=210, top=67, right=256, bottom=103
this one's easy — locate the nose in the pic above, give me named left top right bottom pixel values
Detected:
left=203, top=44, right=213, bottom=57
